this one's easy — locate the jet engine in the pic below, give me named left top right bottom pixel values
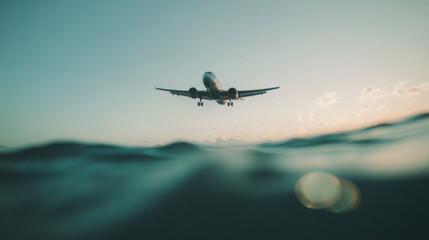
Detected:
left=188, top=87, right=198, bottom=99
left=228, top=88, right=238, bottom=99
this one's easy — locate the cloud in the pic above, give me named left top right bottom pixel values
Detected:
left=359, top=81, right=429, bottom=104
left=356, top=103, right=386, bottom=117
left=359, top=86, right=387, bottom=101
left=316, top=91, right=338, bottom=108
left=393, top=81, right=429, bottom=97
left=296, top=114, right=303, bottom=122
left=207, top=136, right=248, bottom=146
left=308, top=112, right=322, bottom=122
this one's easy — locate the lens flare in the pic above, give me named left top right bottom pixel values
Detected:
left=295, top=172, right=360, bottom=213
left=295, top=172, right=342, bottom=209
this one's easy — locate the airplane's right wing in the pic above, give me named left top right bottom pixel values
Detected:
left=155, top=87, right=212, bottom=100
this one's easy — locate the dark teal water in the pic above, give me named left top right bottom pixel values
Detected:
left=1, top=113, right=429, bottom=240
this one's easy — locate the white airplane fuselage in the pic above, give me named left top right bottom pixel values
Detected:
left=202, top=72, right=228, bottom=105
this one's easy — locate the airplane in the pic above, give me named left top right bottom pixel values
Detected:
left=156, top=71, right=279, bottom=107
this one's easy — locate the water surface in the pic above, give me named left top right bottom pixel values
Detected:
left=1, top=113, right=429, bottom=239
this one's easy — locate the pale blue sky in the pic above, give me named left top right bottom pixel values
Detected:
left=1, top=0, right=428, bottom=147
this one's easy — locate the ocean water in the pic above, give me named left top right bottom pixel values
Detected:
left=1, top=113, right=429, bottom=240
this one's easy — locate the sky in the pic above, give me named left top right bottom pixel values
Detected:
left=0, top=0, right=428, bottom=147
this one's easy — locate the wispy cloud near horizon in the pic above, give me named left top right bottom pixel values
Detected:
left=359, top=86, right=387, bottom=102
left=393, top=81, right=429, bottom=97
left=316, top=91, right=338, bottom=108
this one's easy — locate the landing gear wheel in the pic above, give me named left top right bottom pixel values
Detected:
left=227, top=102, right=230, bottom=107
left=197, top=102, right=200, bottom=106
left=201, top=102, right=204, bottom=107
left=231, top=102, right=234, bottom=107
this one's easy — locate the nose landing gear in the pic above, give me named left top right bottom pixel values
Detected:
left=198, top=98, right=203, bottom=107
left=227, top=102, right=233, bottom=107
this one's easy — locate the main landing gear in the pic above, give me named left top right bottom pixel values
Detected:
left=227, top=102, right=234, bottom=107
left=198, top=98, right=204, bottom=107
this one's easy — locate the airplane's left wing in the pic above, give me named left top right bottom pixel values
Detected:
left=156, top=87, right=212, bottom=100
left=220, top=86, right=279, bottom=99
left=237, top=86, right=279, bottom=98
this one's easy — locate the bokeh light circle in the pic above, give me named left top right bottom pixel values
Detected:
left=295, top=172, right=342, bottom=209
left=295, top=172, right=361, bottom=213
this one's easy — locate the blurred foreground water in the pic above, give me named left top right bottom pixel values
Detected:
left=1, top=113, right=429, bottom=240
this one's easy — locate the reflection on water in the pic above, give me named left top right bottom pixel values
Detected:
left=0, top=112, right=428, bottom=239
left=295, top=172, right=360, bottom=213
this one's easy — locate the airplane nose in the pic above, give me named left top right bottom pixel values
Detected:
left=204, top=71, right=213, bottom=78
left=203, top=72, right=213, bottom=87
